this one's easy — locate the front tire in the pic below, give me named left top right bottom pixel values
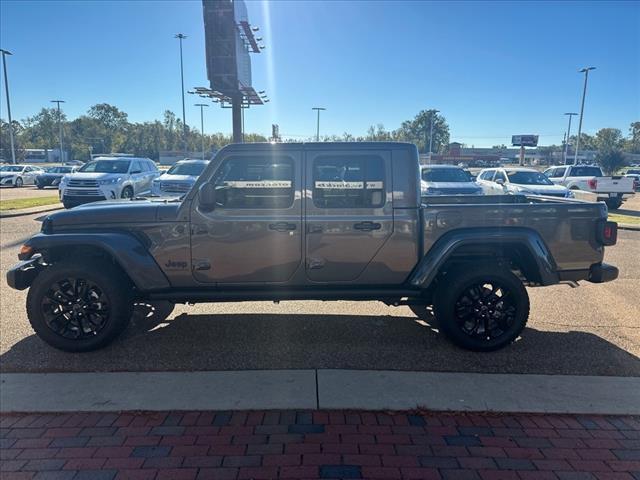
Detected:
left=14, top=177, right=23, bottom=188
left=26, top=259, right=134, bottom=352
left=121, top=186, right=134, bottom=199
left=433, top=265, right=529, bottom=351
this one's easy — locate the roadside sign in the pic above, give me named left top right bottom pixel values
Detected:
left=512, top=135, right=539, bottom=147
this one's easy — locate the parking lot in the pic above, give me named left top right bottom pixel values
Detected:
left=1, top=203, right=638, bottom=376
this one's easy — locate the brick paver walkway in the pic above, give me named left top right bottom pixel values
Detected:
left=1, top=411, right=639, bottom=480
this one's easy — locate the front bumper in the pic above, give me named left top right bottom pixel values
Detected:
left=0, top=176, right=16, bottom=185
left=6, top=257, right=42, bottom=290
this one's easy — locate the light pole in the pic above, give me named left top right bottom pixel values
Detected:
left=194, top=103, right=209, bottom=160
left=428, top=109, right=440, bottom=159
left=312, top=107, right=326, bottom=142
left=563, top=112, right=578, bottom=165
left=50, top=100, right=65, bottom=164
left=574, top=67, right=595, bottom=165
left=175, top=33, right=188, bottom=152
left=0, top=49, right=16, bottom=164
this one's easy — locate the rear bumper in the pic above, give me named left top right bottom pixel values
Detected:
left=588, top=262, right=619, bottom=283
left=6, top=257, right=42, bottom=290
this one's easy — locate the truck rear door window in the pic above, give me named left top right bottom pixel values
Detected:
left=312, top=155, right=385, bottom=208
left=571, top=166, right=602, bottom=177
left=213, top=156, right=294, bottom=209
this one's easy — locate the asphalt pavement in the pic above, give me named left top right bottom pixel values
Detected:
left=1, top=211, right=638, bottom=376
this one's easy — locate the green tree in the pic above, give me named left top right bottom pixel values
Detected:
left=0, top=119, right=26, bottom=161
left=21, top=108, right=66, bottom=149
left=626, top=121, right=640, bottom=153
left=593, top=128, right=626, bottom=174
left=394, top=109, right=450, bottom=153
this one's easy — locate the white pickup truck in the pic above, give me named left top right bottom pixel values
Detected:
left=543, top=165, right=635, bottom=209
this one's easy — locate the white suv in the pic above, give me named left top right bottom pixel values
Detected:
left=59, top=156, right=160, bottom=208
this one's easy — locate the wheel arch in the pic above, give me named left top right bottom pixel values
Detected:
left=408, top=227, right=559, bottom=289
left=23, top=233, right=170, bottom=292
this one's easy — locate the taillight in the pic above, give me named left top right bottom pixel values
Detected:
left=587, top=178, right=597, bottom=190
left=597, top=220, right=617, bottom=246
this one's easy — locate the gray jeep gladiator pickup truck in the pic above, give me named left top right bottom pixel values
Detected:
left=7, top=142, right=619, bottom=352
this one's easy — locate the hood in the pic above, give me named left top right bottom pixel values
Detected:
left=67, top=172, right=125, bottom=180
left=422, top=181, right=480, bottom=189
left=38, top=173, right=66, bottom=178
left=45, top=199, right=181, bottom=229
left=510, top=184, right=569, bottom=195
left=156, top=173, right=198, bottom=182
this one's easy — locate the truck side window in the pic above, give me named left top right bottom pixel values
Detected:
left=213, top=156, right=294, bottom=209
left=312, top=155, right=385, bottom=209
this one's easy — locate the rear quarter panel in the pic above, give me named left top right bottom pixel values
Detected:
left=422, top=197, right=607, bottom=271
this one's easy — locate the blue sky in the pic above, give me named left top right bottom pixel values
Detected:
left=1, top=0, right=638, bottom=147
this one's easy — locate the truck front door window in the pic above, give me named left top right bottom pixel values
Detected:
left=214, top=157, right=294, bottom=209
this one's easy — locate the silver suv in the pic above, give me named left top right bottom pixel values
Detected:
left=59, top=156, right=160, bottom=208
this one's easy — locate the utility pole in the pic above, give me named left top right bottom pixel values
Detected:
left=194, top=103, right=209, bottom=160
left=563, top=112, right=578, bottom=165
left=574, top=67, right=595, bottom=165
left=50, top=100, right=65, bottom=164
left=312, top=107, right=326, bottom=142
left=0, top=49, right=16, bottom=164
left=428, top=109, right=440, bottom=160
left=175, top=34, right=188, bottom=152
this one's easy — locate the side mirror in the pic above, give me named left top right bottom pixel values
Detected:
left=495, top=178, right=505, bottom=185
left=198, top=182, right=216, bottom=211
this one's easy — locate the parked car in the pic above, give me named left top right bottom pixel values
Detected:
left=420, top=165, right=482, bottom=196
left=477, top=167, right=572, bottom=197
left=0, top=164, right=45, bottom=187
left=59, top=156, right=160, bottom=209
left=543, top=165, right=635, bottom=209
left=35, top=166, right=77, bottom=189
left=8, top=142, right=618, bottom=353
left=151, top=159, right=208, bottom=197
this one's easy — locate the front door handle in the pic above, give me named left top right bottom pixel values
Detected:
left=353, top=221, right=382, bottom=231
left=269, top=222, right=297, bottom=232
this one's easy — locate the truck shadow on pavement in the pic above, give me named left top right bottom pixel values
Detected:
left=615, top=207, right=640, bottom=218
left=2, top=301, right=640, bottom=376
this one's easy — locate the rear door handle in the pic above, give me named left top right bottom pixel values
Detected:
left=269, top=222, right=297, bottom=232
left=307, top=224, right=323, bottom=234
left=353, top=221, right=381, bottom=231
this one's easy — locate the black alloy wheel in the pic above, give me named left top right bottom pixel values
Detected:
left=40, top=277, right=110, bottom=339
left=433, top=265, right=529, bottom=351
left=453, top=281, right=516, bottom=342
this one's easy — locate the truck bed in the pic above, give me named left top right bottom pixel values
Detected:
left=420, top=194, right=607, bottom=272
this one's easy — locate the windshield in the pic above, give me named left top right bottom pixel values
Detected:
left=507, top=171, right=554, bottom=185
left=0, top=165, right=23, bottom=172
left=166, top=162, right=206, bottom=176
left=572, top=166, right=603, bottom=177
left=79, top=160, right=130, bottom=174
left=422, top=168, right=471, bottom=182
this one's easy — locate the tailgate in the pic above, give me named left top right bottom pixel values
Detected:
left=595, top=176, right=635, bottom=193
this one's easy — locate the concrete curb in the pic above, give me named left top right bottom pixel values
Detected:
left=2, top=370, right=639, bottom=415
left=617, top=223, right=640, bottom=231
left=0, top=203, right=63, bottom=218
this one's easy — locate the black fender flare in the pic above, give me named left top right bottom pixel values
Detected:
left=407, top=227, right=559, bottom=288
left=24, top=233, right=170, bottom=292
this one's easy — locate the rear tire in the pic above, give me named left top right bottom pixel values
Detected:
left=37, top=183, right=45, bottom=189
left=26, top=259, right=134, bottom=352
left=433, top=265, right=529, bottom=351
left=605, top=197, right=623, bottom=210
